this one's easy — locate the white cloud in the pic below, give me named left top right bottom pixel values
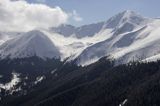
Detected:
left=71, top=10, right=83, bottom=22
left=0, top=0, right=69, bottom=32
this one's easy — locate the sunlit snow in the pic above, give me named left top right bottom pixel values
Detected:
left=34, top=76, right=45, bottom=85
left=0, top=72, right=21, bottom=91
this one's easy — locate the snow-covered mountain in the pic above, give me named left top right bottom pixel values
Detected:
left=1, top=10, right=160, bottom=101
left=0, top=30, right=60, bottom=59
left=75, top=10, right=160, bottom=66
left=0, top=10, right=160, bottom=66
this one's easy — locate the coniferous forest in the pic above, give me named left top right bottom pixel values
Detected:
left=1, top=56, right=160, bottom=106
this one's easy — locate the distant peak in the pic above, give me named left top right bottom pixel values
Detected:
left=119, top=10, right=141, bottom=18
left=0, top=29, right=60, bottom=59
left=24, top=30, right=47, bottom=39
left=109, top=10, right=143, bottom=21
left=26, top=30, right=44, bottom=36
left=121, top=10, right=136, bottom=14
left=105, top=10, right=148, bottom=29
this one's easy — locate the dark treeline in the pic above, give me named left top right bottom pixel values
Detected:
left=1, top=57, right=160, bottom=106
left=35, top=60, right=160, bottom=106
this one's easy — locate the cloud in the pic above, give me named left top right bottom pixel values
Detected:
left=0, top=0, right=68, bottom=32
left=71, top=10, right=83, bottom=22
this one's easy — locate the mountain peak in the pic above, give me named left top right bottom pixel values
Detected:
left=105, top=10, right=148, bottom=29
left=23, top=30, right=49, bottom=42
left=25, top=30, right=45, bottom=36
left=119, top=10, right=143, bottom=20
left=121, top=10, right=138, bottom=16
left=0, top=30, right=60, bottom=59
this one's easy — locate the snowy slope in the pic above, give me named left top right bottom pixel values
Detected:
left=43, top=27, right=113, bottom=60
left=75, top=10, right=160, bottom=66
left=0, top=30, right=60, bottom=59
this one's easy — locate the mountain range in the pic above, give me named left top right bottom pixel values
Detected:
left=1, top=10, right=160, bottom=106
left=0, top=10, right=160, bottom=66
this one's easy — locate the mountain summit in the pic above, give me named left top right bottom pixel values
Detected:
left=0, top=30, right=60, bottom=59
left=104, top=10, right=151, bottom=32
left=74, top=10, right=160, bottom=66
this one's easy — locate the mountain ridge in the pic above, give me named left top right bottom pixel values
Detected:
left=0, top=10, right=160, bottom=66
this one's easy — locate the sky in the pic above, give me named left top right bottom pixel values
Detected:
left=0, top=0, right=159, bottom=32
left=27, top=0, right=160, bottom=26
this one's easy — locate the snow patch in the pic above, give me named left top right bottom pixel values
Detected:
left=34, top=76, right=45, bottom=85
left=0, top=72, right=21, bottom=92
left=119, top=99, right=128, bottom=106
left=51, top=69, right=57, bottom=74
